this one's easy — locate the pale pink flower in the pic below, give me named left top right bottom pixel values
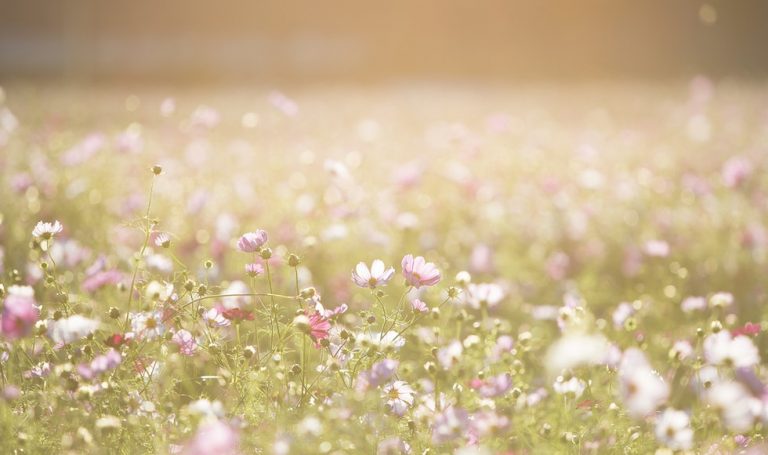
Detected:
left=410, top=299, right=428, bottom=313
left=1, top=286, right=39, bottom=340
left=245, top=263, right=264, bottom=277
left=172, top=330, right=198, bottom=356
left=401, top=254, right=441, bottom=288
left=351, top=260, right=395, bottom=289
left=182, top=420, right=239, bottom=455
left=237, top=230, right=268, bottom=252
left=655, top=408, right=694, bottom=450
left=643, top=240, right=670, bottom=257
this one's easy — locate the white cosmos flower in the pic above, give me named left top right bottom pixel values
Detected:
left=130, top=311, right=166, bottom=340
left=48, top=315, right=100, bottom=345
left=545, top=333, right=609, bottom=376
left=32, top=220, right=63, bottom=239
left=351, top=260, right=395, bottom=289
left=553, top=376, right=586, bottom=398
left=144, top=280, right=174, bottom=302
left=703, top=331, right=759, bottom=368
left=382, top=380, right=416, bottom=416
left=464, top=283, right=504, bottom=310
left=654, top=408, right=693, bottom=450
left=618, top=348, right=669, bottom=419
left=706, top=381, right=761, bottom=433
left=437, top=340, right=463, bottom=370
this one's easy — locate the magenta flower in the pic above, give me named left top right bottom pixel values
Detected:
left=401, top=254, right=441, bottom=288
left=236, top=230, right=268, bottom=252
left=307, top=311, right=331, bottom=347
left=351, top=260, right=395, bottom=289
left=1, top=286, right=39, bottom=340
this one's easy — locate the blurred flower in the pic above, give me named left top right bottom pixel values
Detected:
left=722, top=156, right=753, bottom=188
left=643, top=240, right=670, bottom=257
left=1, top=285, right=39, bottom=340
left=32, top=220, right=63, bottom=240
left=706, top=381, right=761, bottom=433
left=401, top=254, right=441, bottom=288
left=432, top=407, right=469, bottom=444
left=182, top=420, right=239, bottom=455
left=410, top=299, right=428, bottom=313
left=681, top=296, right=706, bottom=313
left=382, top=380, right=415, bottom=416
left=464, top=283, right=504, bottom=310
left=469, top=373, right=512, bottom=398
left=48, top=315, right=99, bottom=345
left=237, top=230, right=268, bottom=252
left=553, top=376, right=586, bottom=398
left=618, top=348, right=669, bottom=419
left=172, top=329, right=198, bottom=356
left=704, top=331, right=759, bottom=368
left=655, top=408, right=694, bottom=450
left=351, top=260, right=395, bottom=289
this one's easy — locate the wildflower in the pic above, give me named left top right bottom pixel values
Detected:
left=410, top=299, right=428, bottom=313
left=351, top=260, right=395, bottom=289
left=464, top=283, right=504, bottom=309
left=77, top=349, right=122, bottom=380
left=401, top=254, right=441, bottom=288
left=82, top=269, right=123, bottom=293
left=186, top=399, right=224, bottom=419
left=153, top=232, right=171, bottom=248
left=377, top=437, right=411, bottom=455
left=172, top=329, right=198, bottom=356
left=203, top=308, right=231, bottom=328
left=130, top=311, right=166, bottom=340
left=382, top=380, right=416, bottom=416
left=545, top=333, right=609, bottom=375
left=437, top=340, right=463, bottom=370
left=618, top=348, right=669, bottom=419
left=704, top=331, right=759, bottom=368
left=105, top=333, right=129, bottom=348
left=643, top=240, right=670, bottom=257
left=145, top=281, right=174, bottom=302
left=182, top=420, right=239, bottom=455
left=221, top=308, right=254, bottom=322
left=32, top=220, right=63, bottom=240
left=469, top=373, right=512, bottom=398
left=612, top=302, right=635, bottom=328
left=553, top=376, right=586, bottom=398
left=237, top=230, right=268, bottom=252
left=1, top=285, right=39, bottom=340
left=732, top=322, right=761, bottom=337
left=245, top=262, right=264, bottom=277
left=706, top=381, right=761, bottom=432
left=359, top=359, right=399, bottom=389
left=432, top=407, right=469, bottom=444
left=296, top=311, right=330, bottom=347
left=709, top=292, right=734, bottom=309
left=47, top=315, right=99, bottom=345
left=681, top=296, right=706, bottom=313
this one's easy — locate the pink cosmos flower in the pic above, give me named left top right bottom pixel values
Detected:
left=410, top=299, right=428, bottom=313
left=1, top=286, right=39, bottom=340
left=182, top=420, right=239, bottom=455
left=77, top=349, right=122, bottom=380
left=401, top=254, right=441, bottom=288
left=307, top=311, right=331, bottom=346
left=172, top=329, right=198, bottom=356
left=245, top=263, right=264, bottom=277
left=237, top=230, right=268, bottom=252
left=351, top=260, right=395, bottom=289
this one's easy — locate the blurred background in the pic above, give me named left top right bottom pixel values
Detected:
left=1, top=0, right=767, bottom=84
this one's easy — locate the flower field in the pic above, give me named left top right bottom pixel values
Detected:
left=1, top=80, right=768, bottom=453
